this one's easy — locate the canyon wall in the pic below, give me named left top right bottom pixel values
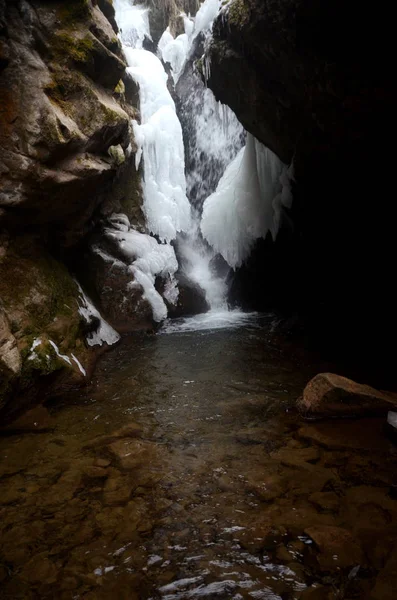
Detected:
left=206, top=0, right=396, bottom=374
left=0, top=0, right=144, bottom=418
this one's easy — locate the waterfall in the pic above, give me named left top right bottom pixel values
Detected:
left=113, top=0, right=293, bottom=328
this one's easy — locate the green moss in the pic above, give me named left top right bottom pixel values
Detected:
left=58, top=0, right=91, bottom=24
left=44, top=70, right=83, bottom=104
left=114, top=79, right=125, bottom=95
left=228, top=0, right=250, bottom=26
left=101, top=105, right=121, bottom=124
left=44, top=69, right=96, bottom=125
left=0, top=239, right=90, bottom=410
left=19, top=340, right=68, bottom=389
left=195, top=57, right=204, bottom=76
left=0, top=238, right=83, bottom=347
left=52, top=32, right=95, bottom=65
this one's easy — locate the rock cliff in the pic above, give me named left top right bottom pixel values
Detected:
left=0, top=0, right=144, bottom=419
left=206, top=0, right=396, bottom=373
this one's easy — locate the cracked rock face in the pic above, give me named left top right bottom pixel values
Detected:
left=0, top=0, right=138, bottom=247
left=0, top=0, right=146, bottom=419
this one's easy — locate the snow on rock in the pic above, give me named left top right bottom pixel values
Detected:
left=27, top=337, right=42, bottom=361
left=158, top=0, right=223, bottom=85
left=106, top=225, right=179, bottom=322
left=201, top=134, right=293, bottom=269
left=49, top=341, right=72, bottom=366
left=71, top=354, right=87, bottom=377
left=77, top=286, right=121, bottom=347
left=123, top=47, right=192, bottom=242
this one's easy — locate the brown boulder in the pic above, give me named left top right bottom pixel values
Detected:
left=108, top=438, right=158, bottom=471
left=297, top=373, right=397, bottom=419
left=370, top=545, right=397, bottom=600
left=304, top=525, right=364, bottom=570
left=1, top=405, right=54, bottom=433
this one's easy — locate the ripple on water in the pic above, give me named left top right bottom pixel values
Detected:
left=0, top=315, right=395, bottom=599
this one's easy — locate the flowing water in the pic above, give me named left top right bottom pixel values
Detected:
left=1, top=317, right=397, bottom=599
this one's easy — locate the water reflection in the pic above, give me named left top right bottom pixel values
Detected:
left=0, top=318, right=396, bottom=599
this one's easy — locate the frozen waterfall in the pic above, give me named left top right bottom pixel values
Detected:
left=114, top=0, right=293, bottom=328
left=201, top=134, right=294, bottom=269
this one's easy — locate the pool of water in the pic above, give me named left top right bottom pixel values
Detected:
left=1, top=314, right=396, bottom=599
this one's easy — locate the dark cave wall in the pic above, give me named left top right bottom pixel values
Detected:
left=207, top=0, right=396, bottom=370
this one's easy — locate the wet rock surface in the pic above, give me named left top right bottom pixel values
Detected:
left=0, top=321, right=396, bottom=598
left=0, top=0, right=144, bottom=415
left=298, top=372, right=397, bottom=419
left=0, top=0, right=138, bottom=242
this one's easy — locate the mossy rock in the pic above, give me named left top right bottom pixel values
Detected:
left=52, top=32, right=95, bottom=65
left=228, top=0, right=251, bottom=27
left=0, top=237, right=87, bottom=368
left=57, top=0, right=91, bottom=24
left=0, top=236, right=92, bottom=419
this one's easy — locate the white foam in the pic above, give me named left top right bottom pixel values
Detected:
left=161, top=310, right=260, bottom=334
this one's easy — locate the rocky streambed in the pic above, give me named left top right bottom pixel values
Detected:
left=0, top=316, right=396, bottom=599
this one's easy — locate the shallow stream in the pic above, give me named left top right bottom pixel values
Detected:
left=1, top=315, right=396, bottom=599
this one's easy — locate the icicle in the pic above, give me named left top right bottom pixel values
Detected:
left=201, top=134, right=294, bottom=269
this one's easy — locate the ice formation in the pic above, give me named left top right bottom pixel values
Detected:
left=78, top=287, right=121, bottom=347
left=106, top=220, right=179, bottom=322
left=49, top=340, right=72, bottom=366
left=113, top=0, right=294, bottom=326
left=71, top=354, right=87, bottom=377
left=201, top=134, right=293, bottom=269
left=158, top=28, right=190, bottom=83
left=157, top=0, right=223, bottom=85
left=123, top=48, right=192, bottom=243
left=113, top=0, right=151, bottom=48
left=112, top=1, right=193, bottom=321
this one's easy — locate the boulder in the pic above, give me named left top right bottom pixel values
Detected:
left=370, top=545, right=397, bottom=600
left=386, top=411, right=397, bottom=443
left=167, top=272, right=210, bottom=318
left=0, top=405, right=54, bottom=433
left=297, top=373, right=397, bottom=419
left=0, top=235, right=91, bottom=420
left=78, top=236, right=154, bottom=333
left=304, top=525, right=364, bottom=570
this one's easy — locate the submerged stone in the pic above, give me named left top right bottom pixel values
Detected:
left=304, top=525, right=364, bottom=570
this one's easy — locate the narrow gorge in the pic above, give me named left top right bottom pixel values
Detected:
left=0, top=0, right=396, bottom=598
